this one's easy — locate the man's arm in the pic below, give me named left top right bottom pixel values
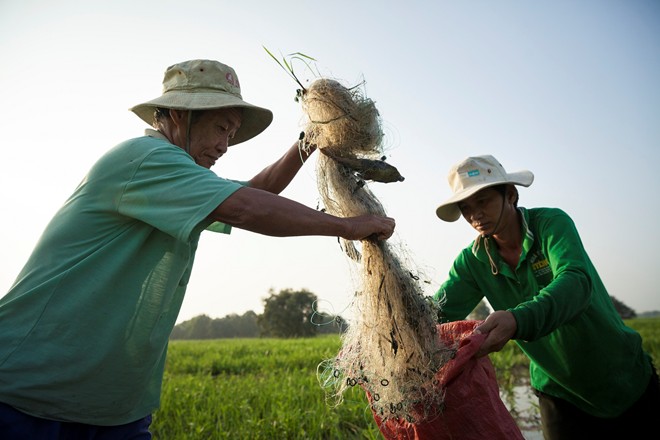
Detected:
left=247, top=139, right=315, bottom=194
left=210, top=186, right=395, bottom=240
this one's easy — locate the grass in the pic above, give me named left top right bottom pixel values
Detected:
left=153, top=337, right=382, bottom=439
left=152, top=318, right=660, bottom=439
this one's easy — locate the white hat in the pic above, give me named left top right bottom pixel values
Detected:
left=130, top=59, right=273, bottom=146
left=436, top=155, right=534, bottom=222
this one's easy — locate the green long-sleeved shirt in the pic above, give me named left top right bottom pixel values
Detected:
left=435, top=207, right=652, bottom=418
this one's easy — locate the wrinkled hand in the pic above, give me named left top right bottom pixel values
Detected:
left=472, top=310, right=517, bottom=358
left=343, top=214, right=395, bottom=241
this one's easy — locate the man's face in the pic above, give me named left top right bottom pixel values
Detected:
left=188, top=108, right=242, bottom=169
left=457, top=187, right=507, bottom=236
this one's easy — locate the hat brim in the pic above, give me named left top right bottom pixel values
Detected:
left=435, top=171, right=534, bottom=222
left=130, top=91, right=273, bottom=146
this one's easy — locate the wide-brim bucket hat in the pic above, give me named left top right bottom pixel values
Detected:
left=436, top=155, right=534, bottom=222
left=130, top=59, right=273, bottom=146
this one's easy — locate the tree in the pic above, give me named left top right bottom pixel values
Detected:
left=211, top=311, right=260, bottom=338
left=235, top=310, right=260, bottom=337
left=170, top=311, right=259, bottom=339
left=313, top=313, right=348, bottom=334
left=258, top=288, right=319, bottom=337
left=170, top=314, right=214, bottom=339
left=610, top=296, right=636, bottom=319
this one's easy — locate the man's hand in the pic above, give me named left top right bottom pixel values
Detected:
left=343, top=214, right=395, bottom=241
left=472, top=310, right=517, bottom=358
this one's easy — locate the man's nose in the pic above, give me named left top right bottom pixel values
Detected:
left=216, top=138, right=229, bottom=153
left=470, top=209, right=484, bottom=221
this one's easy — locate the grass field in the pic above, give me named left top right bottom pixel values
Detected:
left=152, top=318, right=659, bottom=439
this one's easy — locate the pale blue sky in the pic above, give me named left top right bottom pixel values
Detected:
left=1, top=0, right=658, bottom=323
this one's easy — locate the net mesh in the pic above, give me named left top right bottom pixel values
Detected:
left=303, top=78, right=453, bottom=422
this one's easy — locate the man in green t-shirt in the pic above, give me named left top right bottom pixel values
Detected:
left=0, top=59, right=395, bottom=438
left=433, top=154, right=659, bottom=439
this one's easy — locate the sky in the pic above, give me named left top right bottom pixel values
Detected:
left=1, top=0, right=659, bottom=324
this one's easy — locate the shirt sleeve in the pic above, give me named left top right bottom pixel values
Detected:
left=435, top=247, right=485, bottom=322
left=118, top=146, right=243, bottom=242
left=510, top=209, right=593, bottom=341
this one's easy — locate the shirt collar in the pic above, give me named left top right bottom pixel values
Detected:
left=145, top=128, right=170, bottom=142
left=519, top=207, right=535, bottom=257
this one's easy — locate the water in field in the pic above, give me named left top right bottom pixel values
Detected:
left=501, top=382, right=543, bottom=439
left=523, top=428, right=544, bottom=440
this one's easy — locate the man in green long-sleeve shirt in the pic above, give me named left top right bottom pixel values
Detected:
left=434, top=154, right=659, bottom=439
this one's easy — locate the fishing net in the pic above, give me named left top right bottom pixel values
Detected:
left=303, top=78, right=454, bottom=422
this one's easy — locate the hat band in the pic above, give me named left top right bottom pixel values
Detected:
left=163, top=87, right=242, bottom=99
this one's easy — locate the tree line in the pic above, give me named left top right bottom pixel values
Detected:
left=171, top=288, right=642, bottom=340
left=170, top=288, right=347, bottom=340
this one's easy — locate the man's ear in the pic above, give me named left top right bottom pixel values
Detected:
left=506, top=185, right=517, bottom=204
left=169, top=109, right=188, bottom=128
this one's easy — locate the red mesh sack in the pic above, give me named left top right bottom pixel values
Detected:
left=371, top=320, right=524, bottom=440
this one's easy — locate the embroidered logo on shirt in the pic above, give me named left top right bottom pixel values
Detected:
left=529, top=251, right=553, bottom=287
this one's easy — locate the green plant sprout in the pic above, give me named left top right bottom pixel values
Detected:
left=263, top=47, right=318, bottom=101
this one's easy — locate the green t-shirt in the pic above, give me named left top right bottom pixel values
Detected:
left=0, top=132, right=243, bottom=425
left=435, top=207, right=652, bottom=418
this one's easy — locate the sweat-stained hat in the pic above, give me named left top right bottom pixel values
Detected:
left=130, top=59, right=273, bottom=146
left=435, top=155, right=534, bottom=222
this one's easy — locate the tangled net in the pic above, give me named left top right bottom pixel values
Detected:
left=303, top=78, right=454, bottom=422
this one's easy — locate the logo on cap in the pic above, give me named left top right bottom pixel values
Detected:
left=226, top=72, right=240, bottom=88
